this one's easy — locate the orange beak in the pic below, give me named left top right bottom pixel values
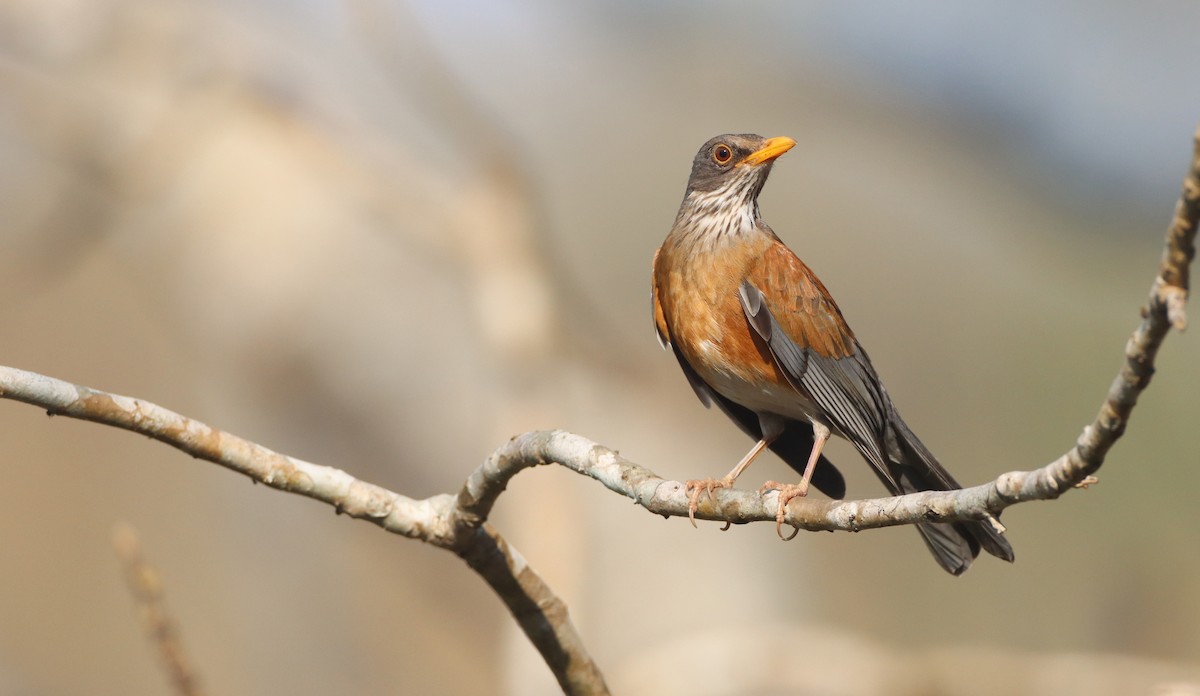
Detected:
left=741, top=136, right=796, bottom=167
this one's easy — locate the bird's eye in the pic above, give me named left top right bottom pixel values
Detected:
left=712, top=144, right=733, bottom=165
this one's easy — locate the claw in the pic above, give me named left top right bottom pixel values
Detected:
left=684, top=477, right=734, bottom=528
left=685, top=482, right=703, bottom=528
left=762, top=481, right=809, bottom=541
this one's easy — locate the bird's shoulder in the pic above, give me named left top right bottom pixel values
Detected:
left=745, top=238, right=857, bottom=359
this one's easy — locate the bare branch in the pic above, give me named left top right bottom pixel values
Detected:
left=461, top=126, right=1199, bottom=531
left=0, top=367, right=609, bottom=696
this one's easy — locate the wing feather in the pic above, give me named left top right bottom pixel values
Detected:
left=741, top=242, right=895, bottom=482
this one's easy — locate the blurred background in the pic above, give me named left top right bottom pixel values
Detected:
left=1, top=1, right=1198, bottom=694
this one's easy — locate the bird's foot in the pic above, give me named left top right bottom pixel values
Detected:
left=684, top=477, right=735, bottom=528
left=758, top=480, right=809, bottom=541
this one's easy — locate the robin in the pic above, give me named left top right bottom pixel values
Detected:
left=652, top=133, right=1014, bottom=575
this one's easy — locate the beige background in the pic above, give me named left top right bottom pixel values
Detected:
left=1, top=1, right=1198, bottom=694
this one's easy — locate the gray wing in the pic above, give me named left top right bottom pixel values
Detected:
left=739, top=279, right=895, bottom=485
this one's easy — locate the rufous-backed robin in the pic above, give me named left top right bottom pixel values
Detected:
left=652, top=134, right=1014, bottom=575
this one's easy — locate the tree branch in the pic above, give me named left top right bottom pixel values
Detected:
left=462, top=126, right=1199, bottom=531
left=0, top=367, right=608, bottom=696
left=1, top=127, right=1195, bottom=693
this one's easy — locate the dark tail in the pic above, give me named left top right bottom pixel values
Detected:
left=885, top=413, right=1014, bottom=575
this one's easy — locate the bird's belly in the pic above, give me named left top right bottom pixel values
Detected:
left=682, top=327, right=824, bottom=424
left=698, top=355, right=823, bottom=423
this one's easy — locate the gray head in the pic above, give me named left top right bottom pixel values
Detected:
left=673, top=134, right=796, bottom=239
left=684, top=133, right=796, bottom=196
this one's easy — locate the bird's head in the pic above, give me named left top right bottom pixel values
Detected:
left=685, top=134, right=795, bottom=196
left=675, top=134, right=796, bottom=239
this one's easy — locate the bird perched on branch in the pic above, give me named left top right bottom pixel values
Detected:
left=651, top=133, right=1014, bottom=575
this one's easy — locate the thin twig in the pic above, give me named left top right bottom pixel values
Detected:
left=112, top=523, right=205, bottom=696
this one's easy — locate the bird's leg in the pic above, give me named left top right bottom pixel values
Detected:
left=759, top=421, right=831, bottom=539
left=685, top=437, right=771, bottom=528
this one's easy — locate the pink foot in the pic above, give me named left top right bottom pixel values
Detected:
left=758, top=480, right=810, bottom=540
left=684, top=477, right=734, bottom=528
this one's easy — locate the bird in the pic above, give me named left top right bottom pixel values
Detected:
left=651, top=133, right=1014, bottom=575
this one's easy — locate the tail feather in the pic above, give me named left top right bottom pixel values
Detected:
left=971, top=513, right=1016, bottom=563
left=915, top=522, right=978, bottom=576
left=884, top=410, right=1015, bottom=572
